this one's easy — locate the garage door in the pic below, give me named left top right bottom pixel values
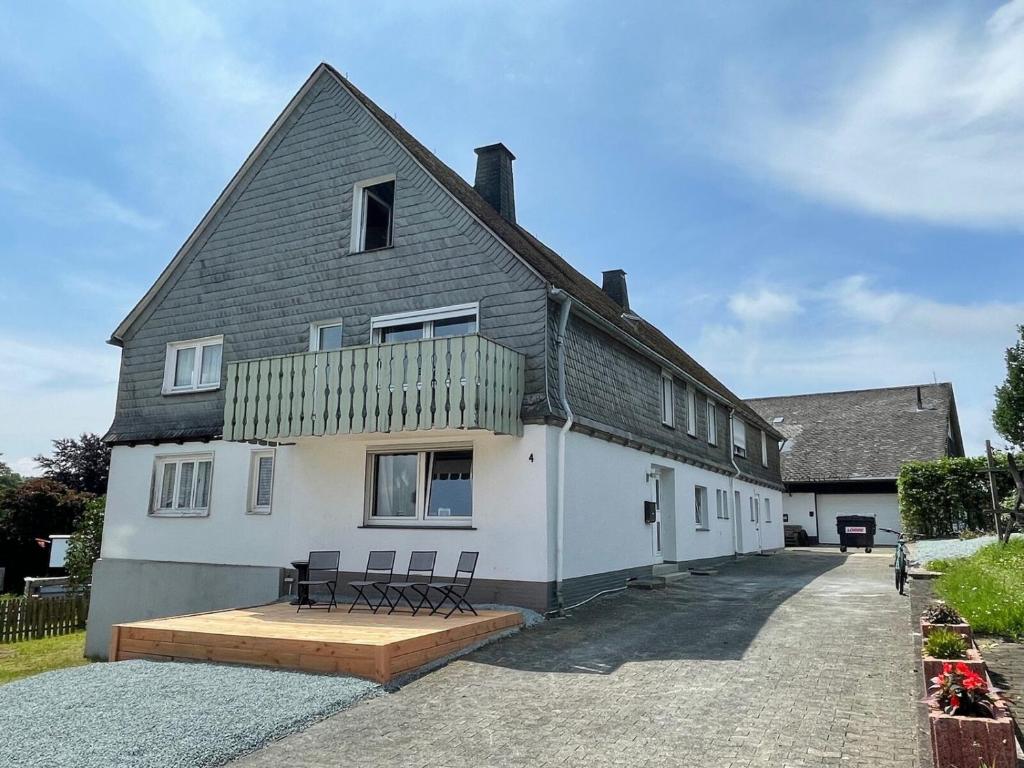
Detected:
left=816, top=494, right=900, bottom=547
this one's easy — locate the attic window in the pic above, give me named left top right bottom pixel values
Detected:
left=352, top=176, right=395, bottom=253
left=772, top=416, right=784, bottom=424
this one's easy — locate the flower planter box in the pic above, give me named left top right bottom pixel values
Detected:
left=921, top=618, right=973, bottom=644
left=922, top=648, right=985, bottom=691
left=929, top=699, right=1016, bottom=768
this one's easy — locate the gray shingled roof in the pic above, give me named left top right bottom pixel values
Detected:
left=746, top=383, right=963, bottom=483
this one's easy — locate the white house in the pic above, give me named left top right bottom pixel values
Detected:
left=85, top=63, right=784, bottom=658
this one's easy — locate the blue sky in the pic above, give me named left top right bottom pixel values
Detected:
left=2, top=1, right=1023, bottom=474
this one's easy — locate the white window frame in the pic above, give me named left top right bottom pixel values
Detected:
left=162, top=335, right=224, bottom=394
left=370, top=303, right=479, bottom=344
left=694, top=485, right=709, bottom=530
left=150, top=453, right=214, bottom=517
left=686, top=387, right=697, bottom=436
left=248, top=449, right=276, bottom=515
left=733, top=417, right=748, bottom=458
left=660, top=372, right=674, bottom=427
left=764, top=497, right=772, bottom=523
left=364, top=444, right=474, bottom=526
left=706, top=400, right=718, bottom=445
left=761, top=429, right=769, bottom=466
left=309, top=318, right=344, bottom=352
left=734, top=490, right=742, bottom=520
left=349, top=174, right=396, bottom=254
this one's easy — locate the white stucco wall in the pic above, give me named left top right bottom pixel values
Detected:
left=815, top=493, right=900, bottom=547
left=102, top=425, right=552, bottom=584
left=780, top=492, right=818, bottom=539
left=561, top=432, right=784, bottom=578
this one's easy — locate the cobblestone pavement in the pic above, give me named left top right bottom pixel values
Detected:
left=232, top=551, right=920, bottom=768
left=979, top=638, right=1024, bottom=759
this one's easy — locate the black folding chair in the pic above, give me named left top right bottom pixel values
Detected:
left=384, top=551, right=437, bottom=615
left=297, top=550, right=340, bottom=612
left=348, top=551, right=396, bottom=613
left=428, top=551, right=479, bottom=619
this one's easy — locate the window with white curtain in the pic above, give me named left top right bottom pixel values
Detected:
left=368, top=448, right=473, bottom=524
left=661, top=372, right=674, bottom=427
left=733, top=417, right=748, bottom=458
left=248, top=450, right=275, bottom=514
left=706, top=400, right=718, bottom=445
left=162, top=336, right=223, bottom=394
left=151, top=454, right=214, bottom=516
left=686, top=387, right=697, bottom=436
left=761, top=429, right=769, bottom=466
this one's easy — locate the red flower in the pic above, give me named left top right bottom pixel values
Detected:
left=963, top=672, right=986, bottom=691
left=955, top=662, right=971, bottom=676
left=949, top=693, right=960, bottom=710
left=942, top=662, right=954, bottom=675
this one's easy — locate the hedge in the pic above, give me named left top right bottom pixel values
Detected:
left=898, top=456, right=1014, bottom=539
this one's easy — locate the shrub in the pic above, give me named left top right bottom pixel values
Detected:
left=65, top=497, right=104, bottom=589
left=935, top=540, right=1024, bottom=639
left=898, top=456, right=1013, bottom=538
left=929, top=662, right=996, bottom=717
left=923, top=628, right=968, bottom=660
left=923, top=603, right=964, bottom=625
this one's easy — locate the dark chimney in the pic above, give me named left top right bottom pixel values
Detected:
left=602, top=269, right=630, bottom=311
left=474, top=143, right=516, bottom=223
left=916, top=386, right=923, bottom=410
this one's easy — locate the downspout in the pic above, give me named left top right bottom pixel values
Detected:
left=551, top=288, right=574, bottom=614
left=728, top=407, right=742, bottom=558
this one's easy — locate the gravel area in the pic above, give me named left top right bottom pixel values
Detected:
left=0, top=660, right=380, bottom=768
left=911, top=533, right=1022, bottom=566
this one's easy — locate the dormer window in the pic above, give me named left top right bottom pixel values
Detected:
left=351, top=176, right=395, bottom=253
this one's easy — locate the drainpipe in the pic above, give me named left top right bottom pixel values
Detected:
left=728, top=407, right=742, bottom=558
left=551, top=288, right=574, bottom=614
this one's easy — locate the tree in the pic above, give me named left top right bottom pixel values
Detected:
left=34, top=433, right=111, bottom=496
left=0, top=454, right=22, bottom=492
left=65, top=497, right=105, bottom=589
left=993, top=324, right=1024, bottom=450
left=0, top=478, right=92, bottom=593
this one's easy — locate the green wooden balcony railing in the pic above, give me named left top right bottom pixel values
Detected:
left=222, top=335, right=525, bottom=441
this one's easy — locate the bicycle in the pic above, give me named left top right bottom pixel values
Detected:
left=879, top=527, right=908, bottom=595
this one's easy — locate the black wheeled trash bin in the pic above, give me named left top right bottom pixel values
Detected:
left=836, top=515, right=876, bottom=553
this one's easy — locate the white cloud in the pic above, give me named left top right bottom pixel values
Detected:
left=655, top=275, right=1024, bottom=452
left=724, top=0, right=1024, bottom=228
left=728, top=288, right=802, bottom=325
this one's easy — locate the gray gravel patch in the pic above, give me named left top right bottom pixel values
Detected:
left=0, top=660, right=380, bottom=768
left=911, top=533, right=1022, bottom=565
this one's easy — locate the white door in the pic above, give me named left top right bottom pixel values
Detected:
left=751, top=494, right=763, bottom=553
left=652, top=471, right=663, bottom=563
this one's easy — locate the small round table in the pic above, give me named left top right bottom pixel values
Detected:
left=290, top=560, right=317, bottom=606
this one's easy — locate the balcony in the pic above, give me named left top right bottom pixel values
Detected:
left=222, top=335, right=525, bottom=441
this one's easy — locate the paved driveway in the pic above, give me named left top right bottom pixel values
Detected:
left=233, top=551, right=920, bottom=768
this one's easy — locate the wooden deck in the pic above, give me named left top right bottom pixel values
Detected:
left=110, top=603, right=522, bottom=683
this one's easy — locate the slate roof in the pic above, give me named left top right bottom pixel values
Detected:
left=325, top=65, right=779, bottom=437
left=746, top=383, right=963, bottom=484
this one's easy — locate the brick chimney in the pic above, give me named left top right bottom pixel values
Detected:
left=601, top=269, right=630, bottom=311
left=474, top=143, right=516, bottom=223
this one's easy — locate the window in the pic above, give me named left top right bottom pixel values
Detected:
left=162, top=336, right=223, bottom=394
left=309, top=320, right=343, bottom=352
left=750, top=496, right=758, bottom=522
left=706, top=400, right=718, bottom=445
left=367, top=448, right=473, bottom=525
left=151, top=454, right=213, bottom=516
left=764, top=497, right=772, bottom=523
left=716, top=489, right=728, bottom=519
left=694, top=485, right=709, bottom=529
left=371, top=304, right=479, bottom=344
left=760, top=429, right=768, bottom=466
left=351, top=176, right=395, bottom=252
left=734, top=490, right=741, bottom=520
left=248, top=450, right=275, bottom=514
left=661, top=373, right=674, bottom=427
left=733, top=417, right=748, bottom=458
left=686, top=387, right=697, bottom=436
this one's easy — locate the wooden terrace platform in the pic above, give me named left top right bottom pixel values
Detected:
left=110, top=602, right=522, bottom=683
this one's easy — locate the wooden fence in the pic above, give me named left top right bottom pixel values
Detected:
left=0, top=594, right=90, bottom=643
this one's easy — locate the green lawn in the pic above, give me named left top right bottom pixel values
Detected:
left=0, top=631, right=90, bottom=685
left=930, top=539, right=1024, bottom=640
